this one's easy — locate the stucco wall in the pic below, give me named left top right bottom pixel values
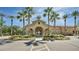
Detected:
left=25, top=20, right=75, bottom=35
left=25, top=20, right=48, bottom=35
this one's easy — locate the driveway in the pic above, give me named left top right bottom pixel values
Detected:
left=0, top=39, right=79, bottom=51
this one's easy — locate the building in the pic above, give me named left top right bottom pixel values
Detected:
left=25, top=19, right=75, bottom=36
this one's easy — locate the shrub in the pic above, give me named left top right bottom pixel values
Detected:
left=9, top=35, right=35, bottom=41
left=43, top=36, right=55, bottom=41
left=43, top=34, right=67, bottom=40
left=55, top=36, right=64, bottom=40
left=43, top=36, right=49, bottom=41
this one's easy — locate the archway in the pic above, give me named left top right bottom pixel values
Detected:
left=35, top=27, right=43, bottom=37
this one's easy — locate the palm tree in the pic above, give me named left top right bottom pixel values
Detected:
left=43, top=7, right=53, bottom=36
left=63, top=14, right=68, bottom=32
left=8, top=16, right=15, bottom=35
left=0, top=13, right=5, bottom=36
left=50, top=11, right=60, bottom=28
left=25, top=7, right=34, bottom=25
left=72, top=10, right=79, bottom=35
left=17, top=10, right=27, bottom=35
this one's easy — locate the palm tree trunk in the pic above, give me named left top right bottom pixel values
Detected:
left=48, top=12, right=50, bottom=36
left=28, top=17, right=30, bottom=25
left=0, top=25, right=2, bottom=36
left=74, top=17, right=77, bottom=35
left=27, top=13, right=31, bottom=35
left=11, top=19, right=13, bottom=35
left=64, top=19, right=66, bottom=34
left=28, top=12, right=30, bottom=25
left=54, top=19, right=56, bottom=28
left=23, top=17, right=25, bottom=35
left=54, top=19, right=56, bottom=34
left=0, top=17, right=3, bottom=36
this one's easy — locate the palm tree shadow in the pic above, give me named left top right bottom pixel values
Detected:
left=0, top=39, right=13, bottom=45
left=24, top=40, right=34, bottom=46
left=36, top=41, right=46, bottom=44
left=24, top=40, right=46, bottom=46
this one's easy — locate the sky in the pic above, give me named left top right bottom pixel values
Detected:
left=0, top=7, right=79, bottom=27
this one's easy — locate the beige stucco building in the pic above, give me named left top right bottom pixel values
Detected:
left=25, top=19, right=75, bottom=36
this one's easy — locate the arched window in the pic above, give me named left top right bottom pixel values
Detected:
left=38, top=22, right=40, bottom=24
left=29, top=28, right=33, bottom=35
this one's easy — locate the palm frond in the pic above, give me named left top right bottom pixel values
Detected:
left=63, top=14, right=68, bottom=19
left=0, top=13, right=5, bottom=16
left=43, top=14, right=46, bottom=17
left=72, top=10, right=79, bottom=16
left=8, top=16, right=15, bottom=19
left=19, top=19, right=22, bottom=22
left=17, top=16, right=21, bottom=19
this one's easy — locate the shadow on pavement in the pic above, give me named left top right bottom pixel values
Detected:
left=0, top=39, right=13, bottom=45
left=24, top=40, right=46, bottom=46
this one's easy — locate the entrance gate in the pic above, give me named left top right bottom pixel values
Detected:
left=35, top=27, right=43, bottom=37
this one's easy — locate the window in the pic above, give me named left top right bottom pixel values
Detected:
left=38, top=22, right=40, bottom=24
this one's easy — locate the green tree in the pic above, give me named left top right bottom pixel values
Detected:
left=43, top=7, right=53, bottom=36
left=72, top=10, right=79, bottom=35
left=2, top=25, right=10, bottom=35
left=77, top=20, right=79, bottom=35
left=2, top=25, right=22, bottom=35
left=25, top=7, right=34, bottom=25
left=17, top=10, right=27, bottom=35
left=11, top=25, right=22, bottom=35
left=0, top=13, right=5, bottom=36
left=63, top=14, right=68, bottom=32
left=50, top=11, right=60, bottom=28
left=8, top=16, right=15, bottom=35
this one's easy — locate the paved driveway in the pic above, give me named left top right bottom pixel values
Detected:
left=47, top=40, right=79, bottom=51
left=0, top=39, right=79, bottom=51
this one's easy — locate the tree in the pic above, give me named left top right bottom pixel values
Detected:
left=11, top=25, right=22, bottom=35
left=63, top=14, right=68, bottom=32
left=50, top=11, right=60, bottom=28
left=17, top=10, right=27, bottom=35
left=43, top=7, right=53, bottom=36
left=0, top=13, right=5, bottom=36
left=77, top=20, right=79, bottom=35
left=72, top=10, right=79, bottom=35
left=25, top=7, right=34, bottom=25
left=2, top=25, right=10, bottom=35
left=2, top=25, right=22, bottom=35
left=8, top=16, right=15, bottom=35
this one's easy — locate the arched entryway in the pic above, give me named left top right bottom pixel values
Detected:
left=35, top=27, right=43, bottom=37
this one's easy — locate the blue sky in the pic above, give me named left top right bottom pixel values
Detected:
left=0, top=7, right=79, bottom=27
